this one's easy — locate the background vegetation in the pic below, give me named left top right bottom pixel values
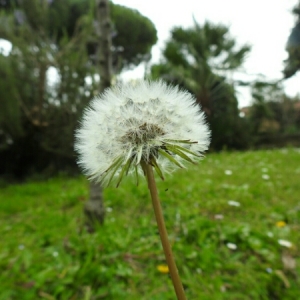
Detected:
left=1, top=149, right=299, bottom=299
left=0, top=1, right=300, bottom=179
left=1, top=1, right=300, bottom=299
left=0, top=0, right=157, bottom=179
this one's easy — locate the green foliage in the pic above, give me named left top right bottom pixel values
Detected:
left=0, top=0, right=94, bottom=177
left=249, top=80, right=300, bottom=137
left=150, top=20, right=252, bottom=150
left=0, top=0, right=157, bottom=178
left=0, top=53, right=23, bottom=140
left=0, top=0, right=157, bottom=71
left=111, top=3, right=157, bottom=70
left=0, top=149, right=300, bottom=299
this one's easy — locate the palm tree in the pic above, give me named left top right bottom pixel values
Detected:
left=151, top=20, right=251, bottom=149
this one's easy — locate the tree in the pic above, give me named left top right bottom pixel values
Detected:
left=150, top=20, right=251, bottom=150
left=0, top=0, right=96, bottom=177
left=0, top=0, right=157, bottom=72
left=0, top=0, right=157, bottom=178
left=249, top=80, right=300, bottom=136
left=248, top=80, right=283, bottom=135
left=284, top=1, right=300, bottom=78
left=84, top=0, right=112, bottom=231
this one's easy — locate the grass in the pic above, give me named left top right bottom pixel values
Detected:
left=0, top=148, right=299, bottom=300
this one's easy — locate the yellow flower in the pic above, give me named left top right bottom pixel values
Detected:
left=276, top=221, right=286, bottom=228
left=157, top=264, right=169, bottom=274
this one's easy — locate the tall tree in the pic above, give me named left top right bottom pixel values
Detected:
left=0, top=0, right=157, bottom=177
left=84, top=0, right=112, bottom=231
left=0, top=0, right=97, bottom=177
left=249, top=80, right=300, bottom=136
left=150, top=20, right=251, bottom=150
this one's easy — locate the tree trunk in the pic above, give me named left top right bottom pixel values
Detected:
left=84, top=0, right=112, bottom=232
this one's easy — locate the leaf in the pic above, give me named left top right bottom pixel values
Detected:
left=165, top=145, right=196, bottom=164
left=134, top=165, right=139, bottom=186
left=125, top=158, right=133, bottom=176
left=140, top=160, right=147, bottom=176
left=150, top=157, right=164, bottom=180
left=158, top=149, right=184, bottom=168
left=102, top=156, right=123, bottom=176
left=165, top=142, right=201, bottom=157
left=164, top=139, right=198, bottom=144
left=116, top=158, right=132, bottom=188
left=102, top=156, right=124, bottom=186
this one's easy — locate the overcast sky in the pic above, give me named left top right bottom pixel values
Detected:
left=114, top=0, right=300, bottom=107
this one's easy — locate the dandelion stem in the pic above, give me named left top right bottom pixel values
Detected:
left=144, top=163, right=186, bottom=300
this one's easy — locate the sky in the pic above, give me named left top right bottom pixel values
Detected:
left=0, top=0, right=299, bottom=107
left=113, top=0, right=300, bottom=107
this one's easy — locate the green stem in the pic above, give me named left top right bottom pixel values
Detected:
left=144, top=163, right=187, bottom=300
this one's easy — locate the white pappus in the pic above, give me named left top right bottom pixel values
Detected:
left=75, top=80, right=210, bottom=186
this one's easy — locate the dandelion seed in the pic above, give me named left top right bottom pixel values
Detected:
left=278, top=239, right=292, bottom=248
left=18, top=244, right=25, bottom=250
left=75, top=80, right=210, bottom=186
left=276, top=221, right=286, bottom=228
left=228, top=200, right=240, bottom=207
left=157, top=264, right=169, bottom=274
left=261, top=168, right=268, bottom=173
left=225, top=170, right=232, bottom=175
left=226, top=243, right=237, bottom=250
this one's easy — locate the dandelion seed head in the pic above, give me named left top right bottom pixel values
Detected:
left=75, top=80, right=210, bottom=185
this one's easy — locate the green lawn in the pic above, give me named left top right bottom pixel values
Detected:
left=0, top=149, right=299, bottom=300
